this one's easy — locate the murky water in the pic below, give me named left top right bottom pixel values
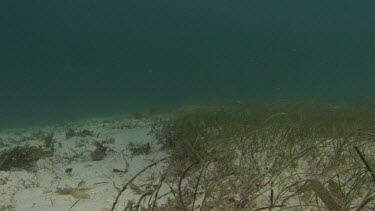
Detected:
left=1, top=0, right=375, bottom=128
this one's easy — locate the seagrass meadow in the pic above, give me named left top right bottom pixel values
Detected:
left=137, top=101, right=375, bottom=210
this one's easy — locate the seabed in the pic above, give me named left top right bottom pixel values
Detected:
left=0, top=101, right=374, bottom=210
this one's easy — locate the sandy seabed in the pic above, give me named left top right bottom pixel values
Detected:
left=0, top=115, right=169, bottom=211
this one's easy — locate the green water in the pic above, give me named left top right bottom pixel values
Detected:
left=1, top=0, right=375, bottom=128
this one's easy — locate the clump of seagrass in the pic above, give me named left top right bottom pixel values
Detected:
left=151, top=108, right=235, bottom=169
left=0, top=131, right=58, bottom=171
left=56, top=180, right=91, bottom=199
left=41, top=132, right=55, bottom=157
left=0, top=146, right=45, bottom=171
left=65, top=129, right=95, bottom=139
left=127, top=142, right=151, bottom=155
left=90, top=141, right=108, bottom=161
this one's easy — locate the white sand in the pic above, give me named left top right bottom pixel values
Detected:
left=0, top=115, right=169, bottom=211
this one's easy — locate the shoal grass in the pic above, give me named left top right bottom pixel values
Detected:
left=114, top=100, right=375, bottom=210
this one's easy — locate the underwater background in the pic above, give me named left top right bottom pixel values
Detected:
left=1, top=0, right=375, bottom=128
